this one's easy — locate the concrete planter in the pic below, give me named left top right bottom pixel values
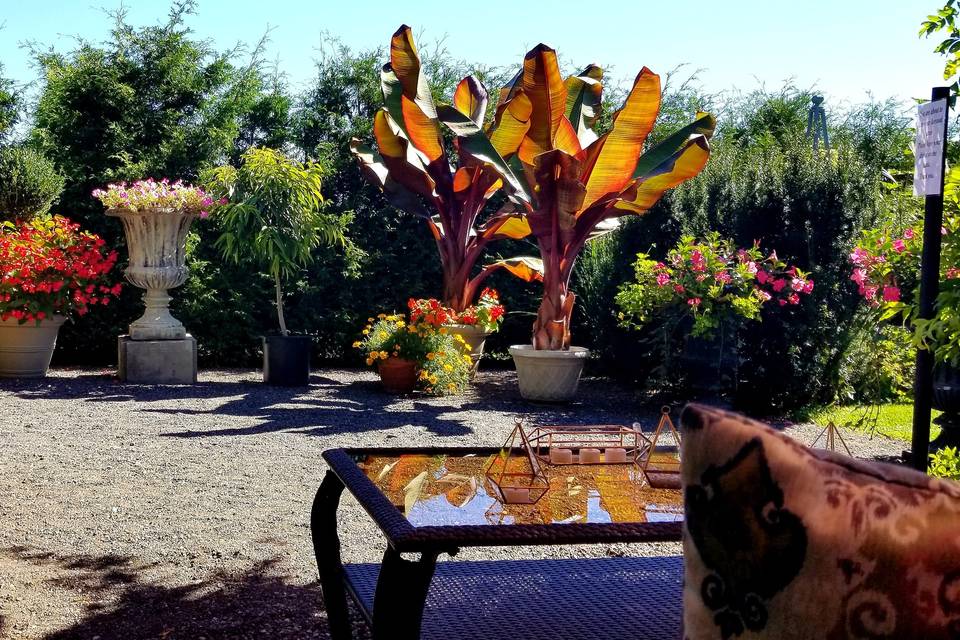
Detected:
left=446, top=324, right=491, bottom=380
left=107, top=207, right=197, bottom=340
left=0, top=315, right=67, bottom=377
left=509, top=345, right=589, bottom=402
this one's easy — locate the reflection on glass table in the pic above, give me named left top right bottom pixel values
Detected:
left=356, top=453, right=683, bottom=527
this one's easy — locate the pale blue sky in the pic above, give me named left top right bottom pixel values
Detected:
left=0, top=0, right=949, bottom=108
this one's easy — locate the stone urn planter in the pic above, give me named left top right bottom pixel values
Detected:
left=446, top=324, right=491, bottom=380
left=263, top=335, right=312, bottom=386
left=107, top=207, right=197, bottom=340
left=932, top=364, right=960, bottom=451
left=0, top=315, right=67, bottom=377
left=378, top=357, right=418, bottom=394
left=509, top=345, right=589, bottom=402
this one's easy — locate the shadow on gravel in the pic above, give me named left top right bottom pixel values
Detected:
left=3, top=545, right=362, bottom=640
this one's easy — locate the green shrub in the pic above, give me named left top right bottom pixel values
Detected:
left=837, top=324, right=915, bottom=403
left=929, top=446, right=960, bottom=481
left=0, top=146, right=64, bottom=221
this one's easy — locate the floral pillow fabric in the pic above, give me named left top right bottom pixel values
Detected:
left=679, top=403, right=960, bottom=640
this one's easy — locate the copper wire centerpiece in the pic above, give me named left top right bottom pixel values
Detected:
left=524, top=424, right=651, bottom=466
left=484, top=419, right=550, bottom=505
left=640, top=406, right=683, bottom=489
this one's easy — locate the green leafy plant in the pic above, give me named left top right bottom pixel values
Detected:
left=929, top=446, right=960, bottom=480
left=921, top=1, right=960, bottom=99
left=205, top=147, right=351, bottom=336
left=0, top=146, right=65, bottom=222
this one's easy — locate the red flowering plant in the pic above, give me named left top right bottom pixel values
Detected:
left=408, top=288, right=506, bottom=334
left=616, top=233, right=813, bottom=338
left=0, top=215, right=121, bottom=324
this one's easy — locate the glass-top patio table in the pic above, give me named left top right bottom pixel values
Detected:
left=311, top=446, right=685, bottom=640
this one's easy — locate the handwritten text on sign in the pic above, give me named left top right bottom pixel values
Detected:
left=915, top=99, right=948, bottom=196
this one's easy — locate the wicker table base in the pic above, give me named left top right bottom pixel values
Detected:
left=343, top=556, right=683, bottom=640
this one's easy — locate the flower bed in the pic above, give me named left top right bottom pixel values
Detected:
left=93, top=178, right=218, bottom=217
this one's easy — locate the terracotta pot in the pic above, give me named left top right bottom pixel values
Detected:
left=377, top=357, right=418, bottom=394
left=509, top=345, right=589, bottom=402
left=445, top=324, right=491, bottom=380
left=0, top=315, right=67, bottom=377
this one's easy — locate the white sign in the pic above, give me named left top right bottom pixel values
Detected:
left=915, top=99, right=949, bottom=196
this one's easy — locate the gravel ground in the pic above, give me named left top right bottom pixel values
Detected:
left=0, top=368, right=908, bottom=639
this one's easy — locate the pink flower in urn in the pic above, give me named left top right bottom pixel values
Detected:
left=687, top=297, right=702, bottom=307
left=714, top=271, right=732, bottom=284
left=802, top=279, right=814, bottom=294
left=904, top=228, right=915, bottom=240
left=851, top=268, right=867, bottom=285
left=756, top=270, right=770, bottom=284
left=790, top=277, right=805, bottom=292
left=892, top=239, right=906, bottom=253
left=787, top=293, right=800, bottom=305
left=947, top=267, right=960, bottom=279
left=882, top=286, right=900, bottom=302
left=746, top=261, right=758, bottom=275
left=772, top=278, right=787, bottom=292
left=849, top=247, right=869, bottom=266
left=673, top=284, right=685, bottom=294
left=655, top=273, right=671, bottom=287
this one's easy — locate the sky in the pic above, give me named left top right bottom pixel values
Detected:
left=0, top=0, right=950, bottom=112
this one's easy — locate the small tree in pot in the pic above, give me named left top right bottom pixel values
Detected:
left=485, top=45, right=716, bottom=401
left=205, top=147, right=350, bottom=385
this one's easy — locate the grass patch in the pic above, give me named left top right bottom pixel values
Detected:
left=805, top=404, right=941, bottom=442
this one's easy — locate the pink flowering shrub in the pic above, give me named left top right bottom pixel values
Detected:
left=92, top=178, right=219, bottom=218
left=851, top=210, right=960, bottom=364
left=616, top=232, right=813, bottom=338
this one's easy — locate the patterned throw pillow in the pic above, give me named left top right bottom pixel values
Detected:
left=679, top=403, right=960, bottom=640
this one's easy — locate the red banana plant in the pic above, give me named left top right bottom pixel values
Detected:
left=351, top=25, right=534, bottom=312
left=487, top=45, right=717, bottom=349
left=353, top=26, right=715, bottom=350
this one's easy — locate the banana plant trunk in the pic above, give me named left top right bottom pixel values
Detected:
left=532, top=234, right=575, bottom=351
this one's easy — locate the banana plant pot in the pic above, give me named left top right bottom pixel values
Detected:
left=445, top=324, right=491, bottom=380
left=377, top=357, right=418, bottom=394
left=509, top=345, right=589, bottom=402
left=262, top=335, right=312, bottom=386
left=0, top=315, right=67, bottom=378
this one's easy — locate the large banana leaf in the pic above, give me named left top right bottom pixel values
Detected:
left=630, top=111, right=717, bottom=181
left=437, top=104, right=532, bottom=203
left=579, top=68, right=661, bottom=210
left=518, top=44, right=568, bottom=164
left=484, top=256, right=544, bottom=282
left=615, top=136, right=712, bottom=213
left=564, top=65, right=603, bottom=148
left=488, top=91, right=533, bottom=159
left=351, top=138, right=432, bottom=218
left=379, top=27, right=446, bottom=167
left=373, top=110, right=437, bottom=199
left=453, top=76, right=488, bottom=128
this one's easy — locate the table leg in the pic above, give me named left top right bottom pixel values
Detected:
left=311, top=471, right=352, bottom=640
left=371, top=546, right=440, bottom=640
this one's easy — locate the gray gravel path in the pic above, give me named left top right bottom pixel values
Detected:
left=0, top=368, right=908, bottom=639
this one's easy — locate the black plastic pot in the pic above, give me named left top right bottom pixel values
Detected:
left=932, top=364, right=960, bottom=451
left=262, top=335, right=312, bottom=386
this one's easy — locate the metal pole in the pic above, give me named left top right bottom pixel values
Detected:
left=911, top=86, right=951, bottom=471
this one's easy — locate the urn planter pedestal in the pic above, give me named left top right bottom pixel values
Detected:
left=0, top=315, right=67, bottom=377
left=509, top=345, right=589, bottom=402
left=263, top=335, right=312, bottom=386
left=446, top=324, right=491, bottom=380
left=108, top=207, right=198, bottom=384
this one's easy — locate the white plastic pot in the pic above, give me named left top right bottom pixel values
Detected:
left=509, top=344, right=589, bottom=402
